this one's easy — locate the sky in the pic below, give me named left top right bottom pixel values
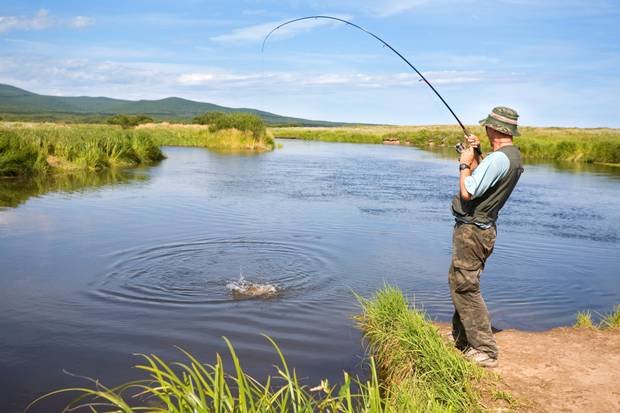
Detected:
left=0, top=1, right=619, bottom=127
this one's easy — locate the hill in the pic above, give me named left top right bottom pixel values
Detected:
left=0, top=84, right=343, bottom=126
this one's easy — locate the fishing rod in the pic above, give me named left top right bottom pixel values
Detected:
left=262, top=15, right=481, bottom=156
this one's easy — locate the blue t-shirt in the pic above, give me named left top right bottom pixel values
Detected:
left=464, top=151, right=510, bottom=199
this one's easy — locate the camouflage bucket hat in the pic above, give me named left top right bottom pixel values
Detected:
left=479, top=106, right=520, bottom=137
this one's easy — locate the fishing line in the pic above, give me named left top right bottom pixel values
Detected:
left=262, top=15, right=480, bottom=155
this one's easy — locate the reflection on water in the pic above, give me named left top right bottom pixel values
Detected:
left=0, top=169, right=148, bottom=208
left=1, top=141, right=619, bottom=412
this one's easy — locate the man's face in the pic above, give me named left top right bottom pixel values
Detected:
left=485, top=126, right=510, bottom=144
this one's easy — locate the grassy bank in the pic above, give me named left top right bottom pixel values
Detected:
left=0, top=123, right=164, bottom=177
left=271, top=125, right=620, bottom=165
left=29, top=286, right=491, bottom=412
left=574, top=304, right=620, bottom=329
left=356, top=286, right=485, bottom=412
left=0, top=122, right=275, bottom=177
left=139, top=122, right=275, bottom=152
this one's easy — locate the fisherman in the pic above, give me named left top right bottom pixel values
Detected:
left=449, top=106, right=523, bottom=368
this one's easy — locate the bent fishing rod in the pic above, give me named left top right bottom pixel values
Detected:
left=262, top=15, right=480, bottom=156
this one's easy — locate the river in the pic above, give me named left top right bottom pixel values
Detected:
left=1, top=139, right=619, bottom=411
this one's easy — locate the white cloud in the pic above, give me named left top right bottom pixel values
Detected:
left=210, top=15, right=350, bottom=45
left=0, top=9, right=95, bottom=34
left=70, top=16, right=96, bottom=29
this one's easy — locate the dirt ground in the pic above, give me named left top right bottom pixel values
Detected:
left=437, top=324, right=620, bottom=412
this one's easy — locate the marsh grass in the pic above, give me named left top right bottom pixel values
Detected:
left=0, top=123, right=164, bottom=176
left=0, top=122, right=274, bottom=177
left=271, top=125, right=620, bottom=165
left=355, top=285, right=485, bottom=412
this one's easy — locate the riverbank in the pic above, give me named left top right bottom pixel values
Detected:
left=29, top=286, right=619, bottom=412
left=271, top=125, right=620, bottom=165
left=0, top=122, right=275, bottom=177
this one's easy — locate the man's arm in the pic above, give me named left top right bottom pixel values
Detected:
left=459, top=151, right=510, bottom=201
left=459, top=148, right=475, bottom=201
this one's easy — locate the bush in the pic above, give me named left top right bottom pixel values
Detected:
left=209, top=112, right=267, bottom=140
left=107, top=114, right=154, bottom=129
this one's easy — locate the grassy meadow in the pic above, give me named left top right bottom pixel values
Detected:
left=271, top=125, right=620, bottom=165
left=0, top=120, right=275, bottom=178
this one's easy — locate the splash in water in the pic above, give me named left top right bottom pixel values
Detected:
left=226, top=270, right=278, bottom=299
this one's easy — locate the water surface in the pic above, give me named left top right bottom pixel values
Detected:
left=1, top=140, right=619, bottom=411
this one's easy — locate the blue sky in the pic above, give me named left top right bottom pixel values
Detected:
left=1, top=1, right=618, bottom=126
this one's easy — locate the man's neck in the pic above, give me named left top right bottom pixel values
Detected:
left=492, top=139, right=513, bottom=151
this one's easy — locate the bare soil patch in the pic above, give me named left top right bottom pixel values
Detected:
left=438, top=323, right=620, bottom=412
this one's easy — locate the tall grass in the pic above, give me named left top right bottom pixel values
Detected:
left=356, top=286, right=485, bottom=412
left=28, top=336, right=389, bottom=413
left=0, top=124, right=164, bottom=176
left=601, top=304, right=620, bottom=329
left=271, top=125, right=620, bottom=165
left=28, top=287, right=493, bottom=412
left=139, top=123, right=275, bottom=151
left=0, top=122, right=275, bottom=177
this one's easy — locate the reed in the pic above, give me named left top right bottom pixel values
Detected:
left=0, top=124, right=164, bottom=176
left=271, top=125, right=620, bottom=165
left=0, top=122, right=275, bottom=177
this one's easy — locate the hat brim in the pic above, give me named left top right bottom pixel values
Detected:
left=479, top=117, right=520, bottom=137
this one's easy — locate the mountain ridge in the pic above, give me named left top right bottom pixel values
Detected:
left=0, top=84, right=344, bottom=126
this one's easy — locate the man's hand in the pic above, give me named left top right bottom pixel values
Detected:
left=466, top=134, right=480, bottom=148
left=459, top=147, right=475, bottom=166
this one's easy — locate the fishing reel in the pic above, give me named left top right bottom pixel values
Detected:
left=455, top=142, right=483, bottom=158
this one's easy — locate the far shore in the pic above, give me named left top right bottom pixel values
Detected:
left=270, top=125, right=620, bottom=166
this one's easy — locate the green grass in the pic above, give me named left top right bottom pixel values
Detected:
left=574, top=311, right=594, bottom=329
left=574, top=304, right=620, bottom=329
left=0, top=124, right=164, bottom=176
left=142, top=123, right=275, bottom=151
left=0, top=122, right=274, bottom=177
left=356, top=285, right=485, bottom=412
left=271, top=125, right=620, bottom=165
left=600, top=304, right=620, bottom=329
left=28, top=286, right=493, bottom=412
left=27, top=336, right=390, bottom=413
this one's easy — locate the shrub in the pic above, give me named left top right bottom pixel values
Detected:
left=107, top=114, right=154, bottom=129
left=209, top=112, right=267, bottom=140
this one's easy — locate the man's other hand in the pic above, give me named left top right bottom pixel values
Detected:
left=466, top=134, right=480, bottom=148
left=459, top=147, right=475, bottom=166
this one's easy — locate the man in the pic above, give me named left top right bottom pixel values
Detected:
left=449, top=106, right=523, bottom=368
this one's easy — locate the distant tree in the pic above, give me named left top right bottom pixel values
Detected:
left=107, top=114, right=154, bottom=129
left=192, top=112, right=226, bottom=125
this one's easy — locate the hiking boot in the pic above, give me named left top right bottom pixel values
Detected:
left=463, top=347, right=498, bottom=368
